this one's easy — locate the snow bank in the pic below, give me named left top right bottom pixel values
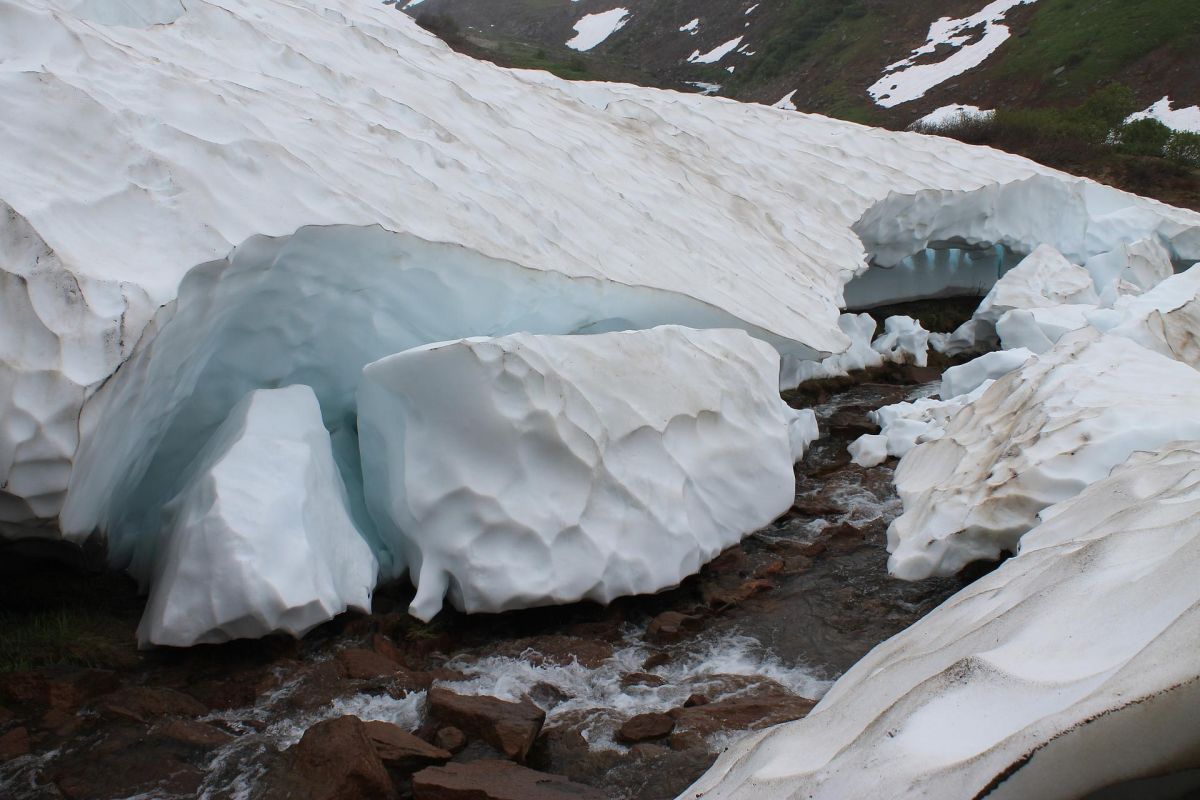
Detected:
left=137, top=386, right=376, bottom=648
left=686, top=440, right=1200, bottom=800
left=972, top=244, right=1098, bottom=334
left=1105, top=265, right=1200, bottom=367
left=888, top=329, right=1200, bottom=579
left=4, top=0, right=1200, bottom=560
left=359, top=327, right=807, bottom=620
left=782, top=314, right=933, bottom=387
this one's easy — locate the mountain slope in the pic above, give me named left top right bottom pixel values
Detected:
left=399, top=0, right=1199, bottom=127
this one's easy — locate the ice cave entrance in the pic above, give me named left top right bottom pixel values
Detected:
left=843, top=242, right=1025, bottom=310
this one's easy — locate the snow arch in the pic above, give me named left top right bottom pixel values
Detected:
left=60, top=224, right=814, bottom=580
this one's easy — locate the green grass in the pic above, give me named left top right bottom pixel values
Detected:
left=994, top=0, right=1200, bottom=98
left=0, top=561, right=142, bottom=674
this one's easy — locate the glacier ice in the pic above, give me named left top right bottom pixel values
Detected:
left=358, top=326, right=807, bottom=621
left=685, top=440, right=1200, bottom=800
left=137, top=385, right=376, bottom=648
left=5, top=0, right=1200, bottom=544
left=887, top=329, right=1200, bottom=580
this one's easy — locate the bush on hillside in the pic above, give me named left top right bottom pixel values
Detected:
left=1117, top=118, right=1173, bottom=157
left=1166, top=132, right=1200, bottom=168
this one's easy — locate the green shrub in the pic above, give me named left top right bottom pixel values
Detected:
left=1117, top=118, right=1173, bottom=156
left=1166, top=132, right=1200, bottom=167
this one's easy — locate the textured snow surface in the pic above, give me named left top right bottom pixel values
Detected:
left=1127, top=96, right=1200, bottom=134
left=686, top=440, right=1200, bottom=800
left=887, top=329, right=1200, bottom=580
left=137, top=386, right=376, bottom=648
left=782, top=313, right=932, bottom=386
left=358, top=327, right=806, bottom=620
left=870, top=1, right=1039, bottom=108
left=3, top=0, right=1200, bottom=556
left=566, top=8, right=630, bottom=51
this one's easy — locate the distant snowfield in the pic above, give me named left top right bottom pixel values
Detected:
left=689, top=36, right=743, bottom=64
left=1127, top=96, right=1200, bottom=134
left=679, top=17, right=699, bottom=35
left=566, top=7, right=630, bottom=52
left=870, top=0, right=1039, bottom=108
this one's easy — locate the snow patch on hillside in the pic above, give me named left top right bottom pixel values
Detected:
left=912, top=104, right=994, bottom=128
left=688, top=36, right=743, bottom=64
left=566, top=7, right=630, bottom=51
left=1127, top=96, right=1200, bottom=134
left=870, top=0, right=1039, bottom=108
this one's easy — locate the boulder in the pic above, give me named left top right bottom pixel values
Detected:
left=426, top=688, right=545, bottom=762
left=616, top=712, right=676, bottom=744
left=274, top=715, right=394, bottom=800
left=364, top=720, right=451, bottom=772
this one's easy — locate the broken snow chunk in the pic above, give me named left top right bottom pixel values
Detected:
left=137, top=385, right=377, bottom=648
left=359, top=327, right=801, bottom=621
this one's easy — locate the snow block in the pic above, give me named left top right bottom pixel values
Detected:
left=358, top=327, right=805, bottom=620
left=686, top=441, right=1200, bottom=800
left=887, top=329, right=1200, bottom=580
left=137, top=385, right=377, bottom=648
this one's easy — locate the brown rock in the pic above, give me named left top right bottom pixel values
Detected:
left=528, top=681, right=573, bottom=709
left=0, top=669, right=120, bottom=712
left=371, top=633, right=407, bottom=665
left=615, top=712, right=675, bottom=744
left=412, top=759, right=605, bottom=800
left=790, top=498, right=847, bottom=518
left=707, top=578, right=774, bottom=609
left=275, top=715, right=394, bottom=800
left=683, top=693, right=709, bottom=707
left=671, top=691, right=816, bottom=737
left=433, top=725, right=467, bottom=754
left=364, top=719, right=451, bottom=772
left=641, top=652, right=671, bottom=670
left=152, top=719, right=234, bottom=749
left=620, top=672, right=666, bottom=689
left=752, top=559, right=785, bottom=579
left=426, top=687, right=545, bottom=762
left=0, top=726, right=30, bottom=762
left=38, top=708, right=82, bottom=737
left=97, top=686, right=207, bottom=723
left=644, top=611, right=701, bottom=644
left=337, top=648, right=401, bottom=680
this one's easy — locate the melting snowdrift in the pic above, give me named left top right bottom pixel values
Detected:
left=5, top=0, right=1200, bottom=546
left=359, top=326, right=812, bottom=620
left=686, top=440, right=1200, bottom=799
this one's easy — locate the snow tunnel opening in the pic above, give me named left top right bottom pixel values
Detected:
left=61, top=224, right=812, bottom=584
left=842, top=241, right=1026, bottom=311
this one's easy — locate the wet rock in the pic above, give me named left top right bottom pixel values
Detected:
left=802, top=522, right=867, bottom=558
left=706, top=578, right=774, bottom=609
left=152, top=718, right=234, bottom=749
left=826, top=408, right=879, bottom=435
left=563, top=621, right=622, bottom=642
left=433, top=726, right=467, bottom=754
left=426, top=687, right=545, bottom=762
left=705, top=547, right=747, bottom=575
left=337, top=647, right=402, bottom=680
left=37, top=708, right=82, bottom=738
left=528, top=681, right=574, bottom=709
left=683, top=694, right=709, bottom=708
left=616, top=712, right=675, bottom=744
left=371, top=633, right=407, bottom=665
left=644, top=611, right=702, bottom=644
left=412, top=759, right=605, bottom=800
left=641, top=652, right=671, bottom=670
left=789, top=498, right=847, bottom=518
left=364, top=719, right=451, bottom=772
left=620, top=672, right=666, bottom=689
left=668, top=730, right=708, bottom=752
left=268, top=715, right=394, bottom=800
left=753, top=558, right=785, bottom=579
left=0, top=726, right=30, bottom=762
left=0, top=669, right=120, bottom=712
left=670, top=689, right=815, bottom=737
left=96, top=686, right=207, bottom=723
left=52, top=726, right=204, bottom=800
